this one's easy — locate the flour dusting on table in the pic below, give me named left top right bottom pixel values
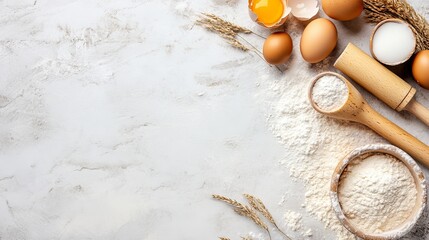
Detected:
left=257, top=19, right=383, bottom=240
left=257, top=12, right=429, bottom=238
left=283, top=210, right=303, bottom=231
left=260, top=66, right=380, bottom=240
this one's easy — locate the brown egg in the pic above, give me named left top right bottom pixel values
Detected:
left=300, top=18, right=337, bottom=63
left=412, top=50, right=429, bottom=90
left=263, top=32, right=293, bottom=65
left=322, top=0, right=363, bottom=21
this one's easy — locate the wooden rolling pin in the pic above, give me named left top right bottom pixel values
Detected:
left=309, top=72, right=429, bottom=168
left=334, top=43, right=429, bottom=127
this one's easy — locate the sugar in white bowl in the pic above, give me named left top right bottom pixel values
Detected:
left=371, top=21, right=416, bottom=65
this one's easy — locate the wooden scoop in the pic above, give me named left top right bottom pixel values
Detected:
left=334, top=43, right=429, bottom=127
left=308, top=72, right=429, bottom=168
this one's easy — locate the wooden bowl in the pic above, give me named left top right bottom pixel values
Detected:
left=369, top=18, right=416, bottom=66
left=330, top=144, right=427, bottom=240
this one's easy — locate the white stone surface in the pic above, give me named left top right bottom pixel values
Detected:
left=0, top=0, right=428, bottom=239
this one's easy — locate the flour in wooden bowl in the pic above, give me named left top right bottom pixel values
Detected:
left=338, top=153, right=417, bottom=234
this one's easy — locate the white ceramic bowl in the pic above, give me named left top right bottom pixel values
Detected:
left=370, top=19, right=416, bottom=66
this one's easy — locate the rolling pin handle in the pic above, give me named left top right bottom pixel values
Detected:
left=359, top=106, right=429, bottom=168
left=405, top=99, right=429, bottom=127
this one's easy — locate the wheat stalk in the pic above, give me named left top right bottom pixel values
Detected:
left=212, top=195, right=269, bottom=230
left=219, top=236, right=254, bottom=240
left=212, top=194, right=271, bottom=240
left=201, top=13, right=252, bottom=34
left=244, top=194, right=276, bottom=224
left=196, top=13, right=257, bottom=51
left=244, top=194, right=291, bottom=240
left=196, top=13, right=283, bottom=72
left=240, top=236, right=253, bottom=240
left=223, top=34, right=250, bottom=51
left=363, top=0, right=429, bottom=51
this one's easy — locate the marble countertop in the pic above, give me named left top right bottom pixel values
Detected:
left=1, top=0, right=428, bottom=239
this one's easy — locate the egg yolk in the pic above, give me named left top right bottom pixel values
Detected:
left=250, top=0, right=284, bottom=25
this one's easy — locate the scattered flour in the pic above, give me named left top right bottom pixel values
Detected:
left=174, top=1, right=192, bottom=17
left=302, top=228, right=313, bottom=238
left=257, top=17, right=384, bottom=240
left=278, top=194, right=287, bottom=206
left=338, top=154, right=417, bottom=234
left=311, top=75, right=348, bottom=112
left=244, top=231, right=265, bottom=240
left=258, top=12, right=429, bottom=237
left=260, top=68, right=383, bottom=239
left=283, top=210, right=303, bottom=231
left=303, top=228, right=313, bottom=237
left=283, top=210, right=314, bottom=238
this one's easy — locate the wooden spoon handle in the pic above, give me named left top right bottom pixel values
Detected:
left=359, top=106, right=429, bottom=168
left=405, top=99, right=429, bottom=127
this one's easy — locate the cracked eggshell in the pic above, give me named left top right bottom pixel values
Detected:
left=289, top=0, right=319, bottom=21
left=248, top=0, right=291, bottom=29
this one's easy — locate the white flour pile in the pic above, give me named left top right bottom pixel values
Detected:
left=338, top=154, right=417, bottom=234
left=311, top=75, right=348, bottom=112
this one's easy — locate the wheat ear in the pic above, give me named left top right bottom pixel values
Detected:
left=201, top=13, right=252, bottom=34
left=196, top=13, right=249, bottom=51
left=212, top=194, right=272, bottom=240
left=244, top=194, right=291, bottom=240
left=240, top=236, right=253, bottom=240
left=363, top=0, right=429, bottom=51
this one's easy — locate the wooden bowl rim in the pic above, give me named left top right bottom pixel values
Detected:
left=330, top=144, right=427, bottom=240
